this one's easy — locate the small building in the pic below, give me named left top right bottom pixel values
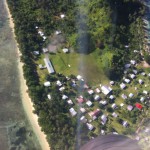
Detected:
left=139, top=79, right=143, bottom=84
left=89, top=109, right=100, bottom=117
left=33, top=51, right=40, bottom=55
left=101, top=86, right=112, bottom=95
left=122, top=121, right=128, bottom=127
left=124, top=78, right=130, bottom=84
left=125, top=64, right=131, bottom=69
left=127, top=105, right=133, bottom=111
left=120, top=83, right=126, bottom=89
left=94, top=95, right=100, bottom=101
left=69, top=108, right=77, bottom=116
left=59, top=86, right=65, bottom=91
left=140, top=97, right=145, bottom=102
left=77, top=97, right=84, bottom=103
left=86, top=123, right=94, bottom=131
left=56, top=80, right=62, bottom=86
left=112, top=112, right=118, bottom=118
left=47, top=94, right=51, bottom=100
left=77, top=75, right=82, bottom=80
left=44, top=81, right=51, bottom=87
left=95, top=88, right=100, bottom=93
left=88, top=89, right=94, bottom=95
left=143, top=90, right=148, bottom=95
left=60, top=14, right=65, bottom=19
left=39, top=64, right=46, bottom=69
left=112, top=103, right=117, bottom=109
left=110, top=81, right=115, bottom=86
left=125, top=45, right=129, bottom=48
left=55, top=30, right=61, bottom=35
left=67, top=99, right=73, bottom=105
left=130, top=60, right=136, bottom=65
left=80, top=116, right=87, bottom=123
left=44, top=57, right=55, bottom=74
left=141, top=72, right=146, bottom=76
left=62, top=48, right=69, bottom=53
left=130, top=74, right=136, bottom=79
left=121, top=94, right=127, bottom=99
left=135, top=103, right=143, bottom=110
left=120, top=103, right=124, bottom=107
left=80, top=107, right=86, bottom=113
left=133, top=69, right=138, bottom=74
left=101, top=130, right=105, bottom=135
left=101, top=115, right=107, bottom=124
left=148, top=73, right=150, bottom=77
left=62, top=95, right=68, bottom=100
left=129, top=93, right=134, bottom=98
left=42, top=48, right=48, bottom=53
left=86, top=101, right=92, bottom=107
left=109, top=95, right=114, bottom=100
left=100, top=101, right=107, bottom=105
left=83, top=84, right=89, bottom=89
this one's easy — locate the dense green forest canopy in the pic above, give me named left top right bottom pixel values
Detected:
left=7, top=0, right=144, bottom=149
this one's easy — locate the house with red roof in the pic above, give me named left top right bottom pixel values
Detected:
left=135, top=103, right=142, bottom=110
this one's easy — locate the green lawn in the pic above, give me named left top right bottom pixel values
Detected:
left=49, top=50, right=109, bottom=85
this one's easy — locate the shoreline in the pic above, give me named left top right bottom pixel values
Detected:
left=3, top=0, right=50, bottom=149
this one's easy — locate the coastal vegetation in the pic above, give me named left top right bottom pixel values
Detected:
left=6, top=0, right=150, bottom=150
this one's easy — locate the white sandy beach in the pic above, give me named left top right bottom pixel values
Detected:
left=4, top=0, right=50, bottom=149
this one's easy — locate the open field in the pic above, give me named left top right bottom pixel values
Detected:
left=37, top=49, right=109, bottom=86
left=0, top=0, right=41, bottom=149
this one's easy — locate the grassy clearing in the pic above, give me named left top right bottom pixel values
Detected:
left=48, top=50, right=108, bottom=86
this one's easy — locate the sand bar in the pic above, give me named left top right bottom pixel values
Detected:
left=4, top=0, right=50, bottom=149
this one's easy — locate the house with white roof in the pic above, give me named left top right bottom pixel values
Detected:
left=62, top=95, right=68, bottom=100
left=139, top=79, right=143, bottom=84
left=101, top=114, right=107, bottom=124
left=110, top=81, right=115, bottom=86
left=112, top=112, right=118, bottom=118
left=101, top=130, right=105, bottom=135
left=47, top=94, right=51, bottom=100
left=148, top=73, right=150, bottom=77
left=94, top=95, right=100, bottom=101
left=133, top=69, right=138, bottom=74
left=86, top=101, right=92, bottom=107
left=86, top=123, right=94, bottom=131
left=122, top=121, right=128, bottom=127
left=62, top=48, right=69, bottom=53
left=44, top=57, right=55, bottom=74
left=130, top=74, right=136, bottom=79
left=33, top=51, right=39, bottom=55
left=88, top=89, right=94, bottom=95
left=120, top=83, right=126, bottom=89
left=120, top=103, right=124, bottom=107
left=143, top=90, right=148, bottom=95
left=69, top=108, right=77, bottom=117
left=80, top=107, right=86, bottom=113
left=140, top=97, right=145, bottom=102
left=55, top=30, right=61, bottom=35
left=56, top=80, right=62, bottom=86
left=129, top=93, right=134, bottom=98
left=101, top=86, right=112, bottom=95
left=80, top=116, right=87, bottom=123
left=59, top=86, right=65, bottom=91
left=42, top=48, right=48, bottom=53
left=100, top=101, right=107, bottom=105
left=67, top=99, right=73, bottom=105
left=112, top=103, right=117, bottom=109
left=95, top=88, right=100, bottom=93
left=77, top=75, right=82, bottom=80
left=121, top=94, right=127, bottom=99
left=125, top=64, right=131, bottom=69
left=127, top=105, right=133, bottom=111
left=130, top=60, right=136, bottom=65
left=124, top=78, right=130, bottom=83
left=109, top=95, right=114, bottom=100
left=141, top=72, right=146, bottom=76
left=60, top=14, right=65, bottom=19
left=44, top=81, right=51, bottom=87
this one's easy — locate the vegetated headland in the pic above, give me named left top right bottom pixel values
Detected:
left=6, top=0, right=150, bottom=150
left=0, top=0, right=41, bottom=149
